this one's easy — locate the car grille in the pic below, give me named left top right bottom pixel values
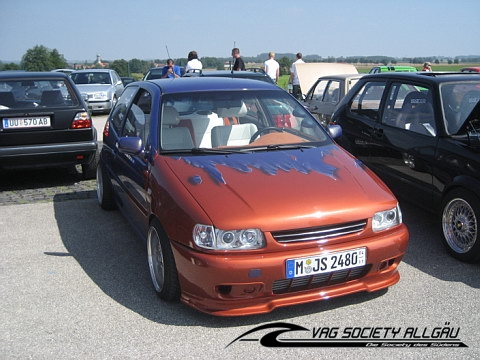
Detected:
left=271, top=220, right=367, bottom=243
left=272, top=265, right=371, bottom=294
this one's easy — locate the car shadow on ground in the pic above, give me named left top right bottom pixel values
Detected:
left=53, top=196, right=479, bottom=327
left=52, top=197, right=393, bottom=327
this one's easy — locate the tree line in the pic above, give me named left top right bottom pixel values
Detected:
left=1, top=45, right=479, bottom=78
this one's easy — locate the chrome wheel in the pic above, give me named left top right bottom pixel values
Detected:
left=147, top=226, right=165, bottom=292
left=442, top=196, right=477, bottom=255
left=146, top=221, right=181, bottom=300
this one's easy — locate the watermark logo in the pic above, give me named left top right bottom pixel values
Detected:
left=226, top=322, right=467, bottom=348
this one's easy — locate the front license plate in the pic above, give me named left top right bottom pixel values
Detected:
left=286, top=248, right=366, bottom=279
left=3, top=116, right=51, bottom=129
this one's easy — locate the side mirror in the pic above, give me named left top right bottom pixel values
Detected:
left=328, top=124, right=342, bottom=139
left=117, top=136, right=143, bottom=155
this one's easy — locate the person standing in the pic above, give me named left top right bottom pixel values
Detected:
left=231, top=48, right=245, bottom=71
left=264, top=52, right=280, bottom=84
left=185, top=51, right=203, bottom=73
left=289, top=52, right=305, bottom=99
left=161, top=59, right=181, bottom=78
left=422, top=62, right=432, bottom=71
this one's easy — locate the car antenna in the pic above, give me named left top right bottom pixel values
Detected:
left=165, top=45, right=171, bottom=59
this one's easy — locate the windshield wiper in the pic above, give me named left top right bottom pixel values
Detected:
left=191, top=147, right=249, bottom=154
left=251, top=144, right=318, bottom=151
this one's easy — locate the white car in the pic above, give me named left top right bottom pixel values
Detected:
left=70, top=69, right=124, bottom=114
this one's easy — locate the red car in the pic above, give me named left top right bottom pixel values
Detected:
left=460, top=67, right=480, bottom=73
left=97, top=77, right=409, bottom=316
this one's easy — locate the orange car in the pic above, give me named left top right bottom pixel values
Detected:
left=97, top=77, right=409, bottom=316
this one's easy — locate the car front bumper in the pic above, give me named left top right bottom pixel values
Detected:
left=171, top=224, right=409, bottom=316
left=87, top=99, right=112, bottom=113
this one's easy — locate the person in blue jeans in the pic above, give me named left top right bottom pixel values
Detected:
left=162, top=59, right=182, bottom=78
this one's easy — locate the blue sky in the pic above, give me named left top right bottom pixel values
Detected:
left=1, top=0, right=479, bottom=62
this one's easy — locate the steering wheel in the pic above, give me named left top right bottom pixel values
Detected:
left=249, top=127, right=285, bottom=143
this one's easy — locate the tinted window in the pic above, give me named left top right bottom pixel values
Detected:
left=0, top=79, right=79, bottom=110
left=109, top=87, right=137, bottom=133
left=382, top=82, right=436, bottom=136
left=349, top=81, right=386, bottom=121
left=122, top=90, right=152, bottom=147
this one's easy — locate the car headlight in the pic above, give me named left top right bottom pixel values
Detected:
left=93, top=91, right=108, bottom=100
left=193, top=224, right=265, bottom=250
left=372, top=204, right=402, bottom=232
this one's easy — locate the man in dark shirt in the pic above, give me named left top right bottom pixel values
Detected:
left=231, top=48, right=245, bottom=71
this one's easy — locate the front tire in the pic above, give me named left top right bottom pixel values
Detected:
left=96, top=163, right=116, bottom=210
left=147, top=220, right=181, bottom=301
left=441, top=189, right=480, bottom=263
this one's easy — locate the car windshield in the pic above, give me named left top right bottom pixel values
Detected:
left=440, top=81, right=480, bottom=134
left=0, top=79, right=78, bottom=110
left=71, top=72, right=111, bottom=85
left=160, top=90, right=331, bottom=151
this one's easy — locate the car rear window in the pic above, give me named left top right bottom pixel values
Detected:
left=0, top=79, right=79, bottom=110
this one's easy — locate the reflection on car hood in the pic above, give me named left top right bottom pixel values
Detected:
left=164, top=146, right=396, bottom=230
left=74, top=84, right=113, bottom=93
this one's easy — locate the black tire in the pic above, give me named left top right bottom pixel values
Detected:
left=96, top=163, right=116, bottom=210
left=82, top=150, right=99, bottom=180
left=441, top=188, right=480, bottom=263
left=147, top=220, right=181, bottom=301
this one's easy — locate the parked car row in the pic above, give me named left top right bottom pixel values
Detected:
left=1, top=66, right=478, bottom=317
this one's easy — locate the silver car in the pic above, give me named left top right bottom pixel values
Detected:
left=70, top=69, right=124, bottom=114
left=303, top=73, right=363, bottom=126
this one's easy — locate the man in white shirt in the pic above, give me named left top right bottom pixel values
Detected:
left=185, top=50, right=203, bottom=73
left=289, top=52, right=305, bottom=99
left=264, top=52, right=280, bottom=84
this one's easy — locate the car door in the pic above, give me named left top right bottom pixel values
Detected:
left=108, top=87, right=153, bottom=235
left=304, top=79, right=343, bottom=126
left=365, top=82, right=438, bottom=207
left=338, top=80, right=387, bottom=158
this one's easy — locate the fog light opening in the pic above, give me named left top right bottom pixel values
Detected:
left=379, top=258, right=396, bottom=271
left=217, top=285, right=232, bottom=295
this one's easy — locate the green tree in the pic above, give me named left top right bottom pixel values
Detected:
left=0, top=62, right=21, bottom=71
left=110, top=59, right=128, bottom=76
left=21, top=45, right=67, bottom=71
left=278, top=56, right=292, bottom=76
left=50, top=49, right=68, bottom=69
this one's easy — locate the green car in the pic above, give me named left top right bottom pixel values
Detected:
left=369, top=65, right=417, bottom=74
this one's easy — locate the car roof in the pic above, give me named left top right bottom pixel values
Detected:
left=71, top=69, right=113, bottom=73
left=315, top=73, right=363, bottom=80
left=134, top=76, right=278, bottom=94
left=361, top=72, right=480, bottom=84
left=0, top=71, right=69, bottom=80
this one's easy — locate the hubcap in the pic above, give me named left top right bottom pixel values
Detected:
left=147, top=227, right=164, bottom=292
left=443, top=198, right=477, bottom=254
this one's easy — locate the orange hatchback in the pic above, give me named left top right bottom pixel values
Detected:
left=97, top=77, right=409, bottom=316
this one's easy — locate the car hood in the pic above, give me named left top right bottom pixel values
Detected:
left=162, top=145, right=397, bottom=230
left=74, top=84, right=113, bottom=93
left=296, top=63, right=358, bottom=97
